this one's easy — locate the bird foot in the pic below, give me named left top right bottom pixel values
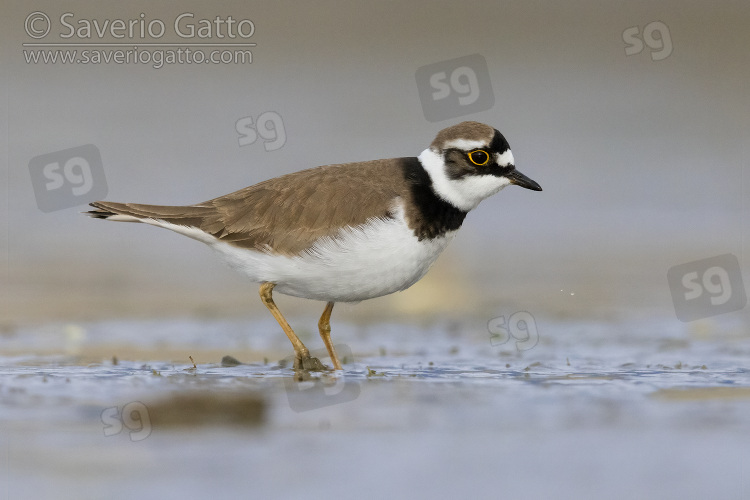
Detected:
left=293, top=355, right=329, bottom=372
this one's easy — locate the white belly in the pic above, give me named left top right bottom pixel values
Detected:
left=208, top=211, right=456, bottom=302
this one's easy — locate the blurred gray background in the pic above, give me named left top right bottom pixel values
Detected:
left=1, top=0, right=748, bottom=326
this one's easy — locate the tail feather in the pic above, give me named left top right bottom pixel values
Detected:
left=85, top=201, right=212, bottom=227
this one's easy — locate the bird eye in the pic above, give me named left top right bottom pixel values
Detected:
left=468, top=150, right=489, bottom=166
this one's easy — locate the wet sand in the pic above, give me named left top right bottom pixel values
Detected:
left=2, top=314, right=749, bottom=499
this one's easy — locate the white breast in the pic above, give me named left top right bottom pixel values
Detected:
left=207, top=203, right=456, bottom=302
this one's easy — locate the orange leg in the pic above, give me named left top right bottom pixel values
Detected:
left=259, top=283, right=326, bottom=370
left=318, top=302, right=342, bottom=370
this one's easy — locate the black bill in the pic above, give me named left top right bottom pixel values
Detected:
left=506, top=169, right=542, bottom=191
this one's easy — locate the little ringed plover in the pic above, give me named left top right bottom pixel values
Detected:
left=86, top=121, right=541, bottom=370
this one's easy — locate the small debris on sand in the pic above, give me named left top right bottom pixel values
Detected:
left=221, top=355, right=242, bottom=367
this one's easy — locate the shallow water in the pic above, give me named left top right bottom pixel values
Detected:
left=2, top=315, right=749, bottom=499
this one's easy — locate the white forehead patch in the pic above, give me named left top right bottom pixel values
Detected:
left=442, top=138, right=487, bottom=151
left=495, top=149, right=515, bottom=167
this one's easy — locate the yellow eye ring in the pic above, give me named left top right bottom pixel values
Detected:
left=468, top=150, right=490, bottom=166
